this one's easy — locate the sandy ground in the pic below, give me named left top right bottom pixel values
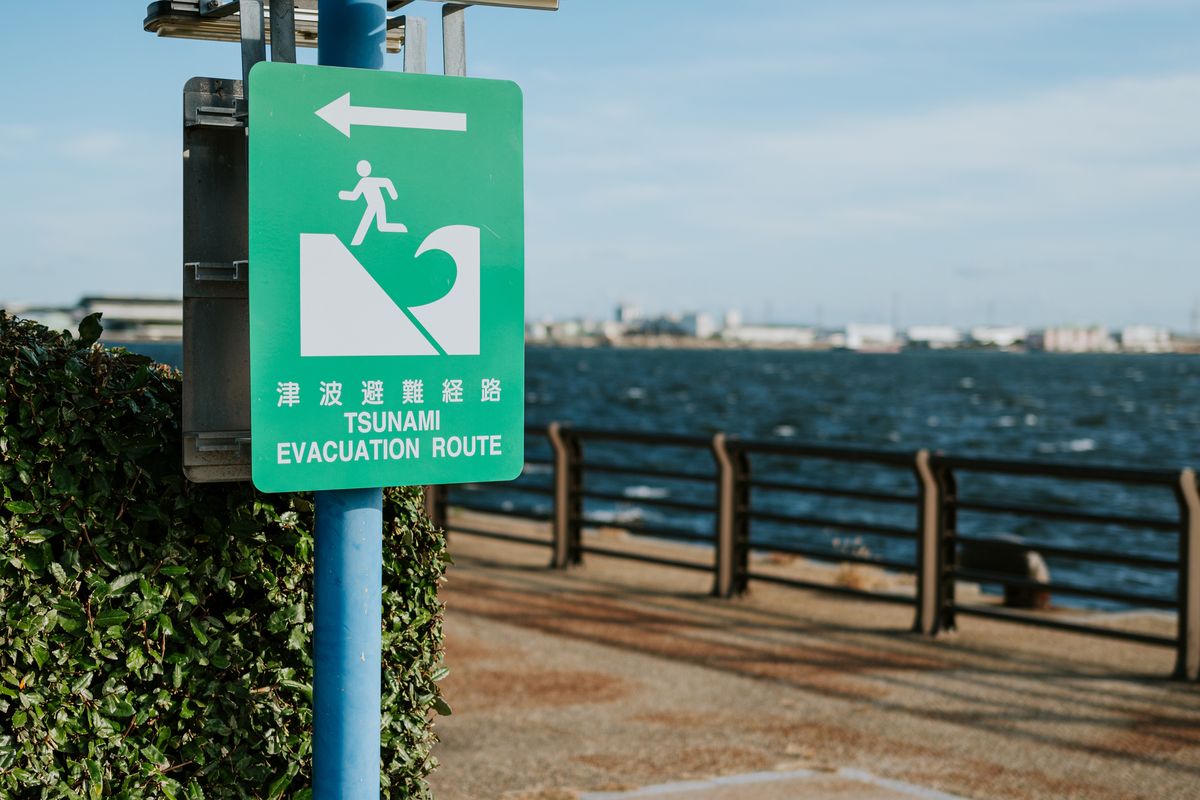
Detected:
left=427, top=515, right=1199, bottom=800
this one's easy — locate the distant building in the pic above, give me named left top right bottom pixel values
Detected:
left=6, top=297, right=182, bottom=341
left=599, top=320, right=626, bottom=340
left=8, top=305, right=75, bottom=331
left=78, top=296, right=182, bottom=341
left=680, top=312, right=717, bottom=339
left=970, top=326, right=1027, bottom=349
left=615, top=302, right=641, bottom=325
left=1042, top=326, right=1116, bottom=353
left=545, top=319, right=584, bottom=339
left=723, top=324, right=816, bottom=348
left=578, top=318, right=607, bottom=337
left=845, top=323, right=898, bottom=352
left=1120, top=325, right=1172, bottom=353
left=525, top=321, right=550, bottom=341
left=906, top=325, right=962, bottom=349
left=633, top=313, right=683, bottom=336
left=722, top=309, right=743, bottom=333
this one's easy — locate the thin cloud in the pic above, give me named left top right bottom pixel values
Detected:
left=0, top=124, right=40, bottom=158
left=531, top=71, right=1200, bottom=238
left=60, top=131, right=126, bottom=160
left=525, top=63, right=1200, bottom=325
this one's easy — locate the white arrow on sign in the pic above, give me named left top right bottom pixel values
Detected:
left=315, top=92, right=468, bottom=137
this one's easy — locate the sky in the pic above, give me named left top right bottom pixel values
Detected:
left=1, top=1, right=1198, bottom=330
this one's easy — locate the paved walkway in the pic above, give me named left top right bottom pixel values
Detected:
left=428, top=523, right=1200, bottom=800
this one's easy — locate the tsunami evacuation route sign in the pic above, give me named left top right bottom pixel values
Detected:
left=248, top=62, right=524, bottom=493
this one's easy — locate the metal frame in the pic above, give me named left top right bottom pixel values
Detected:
left=177, top=0, right=283, bottom=482
left=144, top=1, right=407, bottom=52
left=238, top=0, right=266, bottom=88
left=174, top=0, right=422, bottom=483
left=269, top=0, right=296, bottom=63
left=181, top=77, right=252, bottom=482
left=402, top=14, right=427, bottom=73
left=443, top=3, right=468, bottom=76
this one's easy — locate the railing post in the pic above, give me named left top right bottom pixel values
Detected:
left=913, top=450, right=939, bottom=634
left=711, top=433, right=750, bottom=598
left=548, top=422, right=582, bottom=568
left=938, top=461, right=958, bottom=632
left=913, top=451, right=955, bottom=634
left=423, top=484, right=448, bottom=532
left=1174, top=468, right=1200, bottom=680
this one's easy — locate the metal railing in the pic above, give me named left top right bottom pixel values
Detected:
left=425, top=424, right=1200, bottom=680
left=921, top=454, right=1200, bottom=678
left=734, top=438, right=919, bottom=605
left=424, top=425, right=555, bottom=549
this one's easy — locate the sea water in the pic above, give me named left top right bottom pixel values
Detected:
left=125, top=341, right=1200, bottom=608
left=522, top=347, right=1200, bottom=610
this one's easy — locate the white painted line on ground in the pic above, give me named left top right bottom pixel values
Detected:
left=579, top=767, right=972, bottom=799
left=838, top=768, right=971, bottom=800
left=579, top=769, right=816, bottom=799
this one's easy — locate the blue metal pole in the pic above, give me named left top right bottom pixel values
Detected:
left=315, top=3, right=387, bottom=797
left=313, top=488, right=383, bottom=797
left=320, top=0, right=387, bottom=70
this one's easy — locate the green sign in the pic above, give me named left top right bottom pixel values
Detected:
left=248, top=62, right=524, bottom=493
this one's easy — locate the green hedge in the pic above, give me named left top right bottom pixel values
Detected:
left=0, top=311, right=448, bottom=798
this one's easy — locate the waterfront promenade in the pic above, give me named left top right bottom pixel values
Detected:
left=429, top=515, right=1200, bottom=800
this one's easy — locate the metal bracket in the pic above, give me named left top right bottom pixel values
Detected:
left=187, top=261, right=248, bottom=282
left=187, top=103, right=243, bottom=128
left=199, top=0, right=241, bottom=17
left=182, top=431, right=252, bottom=484
left=183, top=77, right=243, bottom=128
left=191, top=431, right=252, bottom=452
left=186, top=1, right=266, bottom=98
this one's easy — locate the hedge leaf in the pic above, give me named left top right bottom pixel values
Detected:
left=0, top=311, right=447, bottom=798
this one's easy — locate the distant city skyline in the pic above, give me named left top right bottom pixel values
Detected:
left=540, top=297, right=1200, bottom=335
left=14, top=293, right=1197, bottom=336
left=10, top=294, right=1194, bottom=355
left=529, top=299, right=1199, bottom=336
left=1, top=2, right=1198, bottom=329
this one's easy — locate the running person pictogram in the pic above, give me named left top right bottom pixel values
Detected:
left=339, top=159, right=408, bottom=246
